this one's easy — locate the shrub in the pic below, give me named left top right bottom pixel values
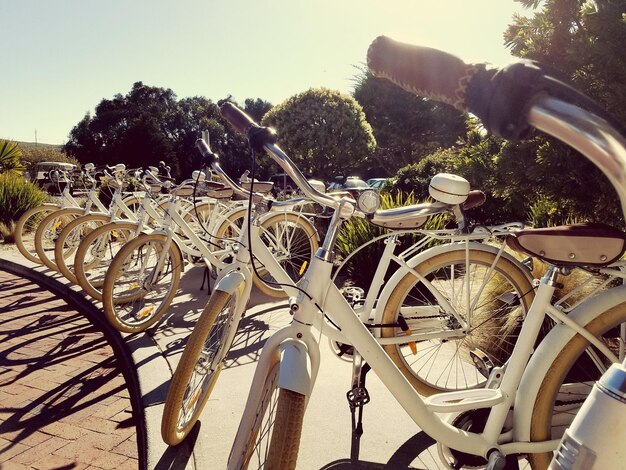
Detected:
left=0, top=173, right=47, bottom=242
left=0, top=140, right=26, bottom=175
left=335, top=192, right=447, bottom=290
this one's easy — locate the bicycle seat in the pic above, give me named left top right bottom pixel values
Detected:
left=463, top=190, right=486, bottom=210
left=206, top=187, right=234, bottom=199
left=506, top=222, right=626, bottom=267
left=241, top=181, right=274, bottom=195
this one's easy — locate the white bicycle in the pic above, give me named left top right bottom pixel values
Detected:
left=101, top=143, right=319, bottom=333
left=221, top=36, right=626, bottom=470
left=160, top=118, right=540, bottom=447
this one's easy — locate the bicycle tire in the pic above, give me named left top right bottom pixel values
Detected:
left=230, top=360, right=305, bottom=470
left=54, top=213, right=109, bottom=284
left=14, top=204, right=61, bottom=264
left=34, top=208, right=84, bottom=272
left=102, top=233, right=182, bottom=333
left=74, top=222, right=139, bottom=301
left=252, top=212, right=319, bottom=298
left=161, top=289, right=241, bottom=445
left=381, top=247, right=534, bottom=395
left=528, top=301, right=626, bottom=468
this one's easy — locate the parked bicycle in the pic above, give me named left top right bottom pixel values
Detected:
left=221, top=36, right=626, bottom=469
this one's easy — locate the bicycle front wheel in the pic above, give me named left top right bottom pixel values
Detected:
left=34, top=208, right=84, bottom=272
left=381, top=247, right=534, bottom=395
left=162, top=289, right=243, bottom=445
left=230, top=360, right=305, bottom=470
left=74, top=222, right=138, bottom=301
left=252, top=211, right=319, bottom=298
left=55, top=213, right=109, bottom=284
left=14, top=204, right=60, bottom=264
left=102, top=233, right=182, bottom=333
left=528, top=302, right=626, bottom=469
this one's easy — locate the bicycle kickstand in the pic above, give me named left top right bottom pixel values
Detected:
left=200, top=265, right=212, bottom=295
left=346, top=350, right=371, bottom=462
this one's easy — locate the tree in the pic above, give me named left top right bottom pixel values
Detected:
left=498, top=0, right=626, bottom=225
left=64, top=82, right=180, bottom=174
left=353, top=68, right=467, bottom=176
left=260, top=88, right=376, bottom=181
left=505, top=0, right=626, bottom=124
left=63, top=83, right=276, bottom=182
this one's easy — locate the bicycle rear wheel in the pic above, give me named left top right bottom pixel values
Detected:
left=74, top=222, right=138, bottom=301
left=528, top=301, right=626, bottom=468
left=229, top=359, right=305, bottom=470
left=14, top=204, right=60, bottom=264
left=381, top=246, right=534, bottom=395
left=161, top=289, right=243, bottom=445
left=34, top=208, right=84, bottom=272
left=55, top=213, right=109, bottom=284
left=102, top=233, right=182, bottom=333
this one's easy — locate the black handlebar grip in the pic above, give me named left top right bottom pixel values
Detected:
left=219, top=102, right=258, bottom=134
left=367, top=36, right=485, bottom=113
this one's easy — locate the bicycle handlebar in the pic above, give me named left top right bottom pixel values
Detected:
left=367, top=35, right=626, bottom=218
left=367, top=36, right=476, bottom=114
left=219, top=103, right=354, bottom=216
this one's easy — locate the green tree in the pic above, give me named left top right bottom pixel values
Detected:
left=261, top=88, right=376, bottom=181
left=505, top=0, right=626, bottom=124
left=63, top=83, right=275, bottom=182
left=353, top=69, right=467, bottom=176
left=499, top=0, right=626, bottom=225
left=64, top=82, right=179, bottom=174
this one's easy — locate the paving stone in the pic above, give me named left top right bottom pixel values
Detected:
left=0, top=270, right=139, bottom=468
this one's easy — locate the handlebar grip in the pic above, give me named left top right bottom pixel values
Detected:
left=367, top=36, right=484, bottom=113
left=196, top=139, right=211, bottom=157
left=219, top=102, right=258, bottom=134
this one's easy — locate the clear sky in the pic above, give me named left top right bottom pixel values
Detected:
left=1, top=1, right=529, bottom=145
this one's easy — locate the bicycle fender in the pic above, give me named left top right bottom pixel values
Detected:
left=374, top=241, right=533, bottom=325
left=513, top=284, right=626, bottom=441
left=278, top=339, right=311, bottom=396
left=213, top=270, right=246, bottom=295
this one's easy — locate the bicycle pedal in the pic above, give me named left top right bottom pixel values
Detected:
left=346, top=387, right=370, bottom=409
left=470, top=348, right=495, bottom=379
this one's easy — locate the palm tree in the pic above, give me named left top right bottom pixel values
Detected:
left=0, top=140, right=26, bottom=174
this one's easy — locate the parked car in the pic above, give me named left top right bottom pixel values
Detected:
left=270, top=173, right=297, bottom=197
left=327, top=176, right=370, bottom=197
left=366, top=177, right=388, bottom=191
left=34, top=161, right=77, bottom=195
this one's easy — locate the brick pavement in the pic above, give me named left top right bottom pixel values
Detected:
left=0, top=270, right=139, bottom=469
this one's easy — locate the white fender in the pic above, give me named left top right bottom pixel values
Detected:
left=513, top=284, right=626, bottom=441
left=213, top=269, right=247, bottom=296
left=278, top=339, right=311, bottom=396
left=374, top=241, right=533, bottom=325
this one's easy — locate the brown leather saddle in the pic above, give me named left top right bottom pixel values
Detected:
left=506, top=222, right=626, bottom=267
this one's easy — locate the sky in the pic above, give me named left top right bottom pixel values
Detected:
left=1, top=1, right=530, bottom=146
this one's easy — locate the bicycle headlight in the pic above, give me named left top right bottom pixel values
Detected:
left=357, top=189, right=381, bottom=215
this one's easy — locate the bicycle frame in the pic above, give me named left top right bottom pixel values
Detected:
left=228, top=93, right=626, bottom=465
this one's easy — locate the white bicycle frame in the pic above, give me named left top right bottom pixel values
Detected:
left=229, top=95, right=626, bottom=464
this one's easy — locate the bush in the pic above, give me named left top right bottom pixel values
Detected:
left=335, top=192, right=447, bottom=290
left=0, top=173, right=47, bottom=242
